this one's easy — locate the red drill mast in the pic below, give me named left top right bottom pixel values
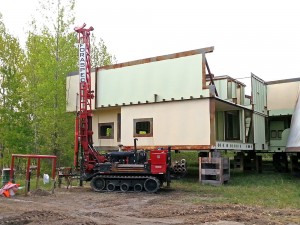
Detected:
left=72, top=24, right=171, bottom=193
left=74, top=24, right=105, bottom=172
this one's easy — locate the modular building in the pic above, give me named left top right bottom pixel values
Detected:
left=67, top=46, right=275, bottom=153
left=266, top=78, right=300, bottom=152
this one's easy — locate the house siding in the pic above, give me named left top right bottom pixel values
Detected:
left=267, top=81, right=300, bottom=116
left=96, top=54, right=210, bottom=107
left=66, top=71, right=96, bottom=112
left=120, top=99, right=211, bottom=147
left=92, top=108, right=121, bottom=148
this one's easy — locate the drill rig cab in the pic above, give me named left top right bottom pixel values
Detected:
left=74, top=24, right=171, bottom=193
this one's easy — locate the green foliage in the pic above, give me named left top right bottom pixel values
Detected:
left=0, top=0, right=115, bottom=168
left=90, top=34, right=116, bottom=68
left=23, top=0, right=77, bottom=167
left=0, top=15, right=32, bottom=167
left=172, top=151, right=199, bottom=167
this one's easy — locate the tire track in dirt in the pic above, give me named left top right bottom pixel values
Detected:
left=1, top=187, right=300, bottom=225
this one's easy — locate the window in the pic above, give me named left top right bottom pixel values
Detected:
left=271, top=130, right=277, bottom=139
left=98, top=123, right=114, bottom=139
left=269, top=120, right=287, bottom=140
left=133, top=118, right=153, bottom=137
left=225, top=110, right=240, bottom=140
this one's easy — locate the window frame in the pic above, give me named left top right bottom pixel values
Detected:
left=278, top=130, right=283, bottom=139
left=98, top=122, right=114, bottom=139
left=224, top=110, right=240, bottom=140
left=133, top=118, right=153, bottom=137
left=117, top=113, right=121, bottom=142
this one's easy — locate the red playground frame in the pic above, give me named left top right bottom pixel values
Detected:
left=10, top=154, right=57, bottom=195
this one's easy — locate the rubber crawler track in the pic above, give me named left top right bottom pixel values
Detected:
left=90, top=175, right=161, bottom=193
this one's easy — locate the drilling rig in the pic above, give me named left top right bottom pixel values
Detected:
left=74, top=24, right=171, bottom=192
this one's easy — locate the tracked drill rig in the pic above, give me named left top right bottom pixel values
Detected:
left=74, top=24, right=171, bottom=192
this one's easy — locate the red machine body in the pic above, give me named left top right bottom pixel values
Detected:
left=150, top=150, right=168, bottom=174
left=73, top=24, right=171, bottom=193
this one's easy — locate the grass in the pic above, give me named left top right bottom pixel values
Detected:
left=4, top=151, right=300, bottom=209
left=171, top=151, right=300, bottom=209
left=173, top=171, right=300, bottom=208
left=3, top=172, right=56, bottom=196
left=11, top=170, right=300, bottom=209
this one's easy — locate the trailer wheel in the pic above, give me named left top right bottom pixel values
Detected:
left=144, top=178, right=160, bottom=193
left=120, top=183, right=129, bottom=192
left=106, top=183, right=115, bottom=192
left=134, top=183, right=143, bottom=192
left=90, top=176, right=105, bottom=192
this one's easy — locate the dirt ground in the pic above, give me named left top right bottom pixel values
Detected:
left=1, top=186, right=300, bottom=225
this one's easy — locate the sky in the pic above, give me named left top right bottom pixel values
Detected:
left=0, top=0, right=299, bottom=85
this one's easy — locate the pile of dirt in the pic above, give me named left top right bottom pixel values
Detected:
left=0, top=210, right=98, bottom=225
left=30, top=188, right=51, bottom=196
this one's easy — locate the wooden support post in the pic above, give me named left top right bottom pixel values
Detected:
left=36, top=158, right=41, bottom=189
left=51, top=157, right=57, bottom=194
left=25, top=158, right=31, bottom=196
left=290, top=155, right=299, bottom=174
left=234, top=152, right=244, bottom=171
left=255, top=155, right=262, bottom=173
left=10, top=156, right=15, bottom=182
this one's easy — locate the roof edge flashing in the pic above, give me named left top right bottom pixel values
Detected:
left=96, top=46, right=214, bottom=72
